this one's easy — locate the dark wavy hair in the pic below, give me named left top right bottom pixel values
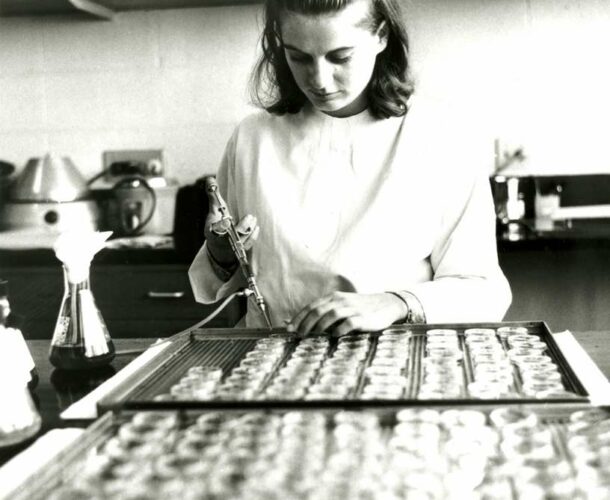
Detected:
left=250, top=0, right=414, bottom=119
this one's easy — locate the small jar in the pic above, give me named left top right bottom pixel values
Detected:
left=255, top=338, right=287, bottom=349
left=362, top=385, right=404, bottom=399
left=496, top=326, right=530, bottom=338
left=521, top=371, right=562, bottom=383
left=440, top=409, right=486, bottom=428
left=464, top=328, right=497, bottom=337
left=512, top=354, right=554, bottom=368
left=426, top=337, right=459, bottom=347
left=506, top=334, right=540, bottom=346
left=367, top=374, right=408, bottom=387
left=374, top=345, right=409, bottom=358
left=426, top=347, right=461, bottom=360
left=187, top=365, right=223, bottom=381
left=426, top=329, right=458, bottom=337
left=331, top=349, right=368, bottom=362
left=0, top=371, right=42, bottom=447
left=471, top=353, right=509, bottom=365
left=365, top=365, right=403, bottom=377
left=426, top=350, right=463, bottom=362
left=370, top=357, right=404, bottom=368
left=467, top=380, right=510, bottom=399
left=569, top=408, right=610, bottom=425
left=396, top=408, right=441, bottom=424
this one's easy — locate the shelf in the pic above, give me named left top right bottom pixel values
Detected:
left=0, top=0, right=260, bottom=19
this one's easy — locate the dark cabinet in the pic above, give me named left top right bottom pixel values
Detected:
left=1, top=263, right=244, bottom=339
left=499, top=245, right=610, bottom=332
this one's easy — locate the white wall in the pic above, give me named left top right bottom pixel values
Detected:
left=406, top=0, right=610, bottom=176
left=0, top=0, right=609, bottom=184
left=0, top=6, right=261, bottom=182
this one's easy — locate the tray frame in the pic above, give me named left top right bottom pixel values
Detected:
left=97, top=321, right=589, bottom=412
left=7, top=402, right=602, bottom=500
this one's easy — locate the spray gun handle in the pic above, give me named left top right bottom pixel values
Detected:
left=205, top=176, right=250, bottom=265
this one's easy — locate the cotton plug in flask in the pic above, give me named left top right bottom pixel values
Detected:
left=49, top=231, right=115, bottom=370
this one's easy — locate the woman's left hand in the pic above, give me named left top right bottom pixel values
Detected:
left=287, top=292, right=408, bottom=337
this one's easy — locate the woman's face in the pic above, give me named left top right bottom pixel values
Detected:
left=280, top=0, right=387, bottom=118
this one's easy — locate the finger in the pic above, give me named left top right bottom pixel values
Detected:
left=315, top=307, right=353, bottom=334
left=288, top=296, right=333, bottom=335
left=208, top=218, right=230, bottom=237
left=235, top=214, right=257, bottom=235
left=330, top=315, right=362, bottom=338
left=241, top=226, right=260, bottom=251
left=289, top=291, right=349, bottom=335
left=204, top=207, right=228, bottom=238
left=298, top=301, right=339, bottom=337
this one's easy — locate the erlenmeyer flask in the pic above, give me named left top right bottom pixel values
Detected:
left=49, top=265, right=115, bottom=370
left=49, top=231, right=115, bottom=370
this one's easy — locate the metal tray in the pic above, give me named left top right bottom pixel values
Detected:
left=98, top=321, right=589, bottom=412
left=7, top=404, right=610, bottom=500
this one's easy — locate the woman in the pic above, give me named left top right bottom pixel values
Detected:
left=189, top=0, right=511, bottom=336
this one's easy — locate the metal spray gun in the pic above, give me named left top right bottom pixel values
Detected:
left=204, top=177, right=273, bottom=330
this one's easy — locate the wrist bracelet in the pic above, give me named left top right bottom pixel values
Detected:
left=386, top=291, right=427, bottom=324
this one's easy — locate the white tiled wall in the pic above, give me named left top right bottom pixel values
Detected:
left=0, top=7, right=261, bottom=182
left=0, top=0, right=608, bottom=185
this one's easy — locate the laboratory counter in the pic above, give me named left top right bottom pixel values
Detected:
left=3, top=223, right=610, bottom=333
left=0, top=214, right=609, bottom=263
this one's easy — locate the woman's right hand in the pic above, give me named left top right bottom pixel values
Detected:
left=204, top=210, right=260, bottom=268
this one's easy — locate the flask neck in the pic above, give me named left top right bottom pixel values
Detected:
left=62, top=263, right=91, bottom=286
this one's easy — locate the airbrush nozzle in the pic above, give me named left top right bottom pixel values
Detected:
left=246, top=276, right=273, bottom=330
left=259, top=303, right=273, bottom=330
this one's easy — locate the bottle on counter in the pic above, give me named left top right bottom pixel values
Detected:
left=0, top=279, right=38, bottom=388
left=0, top=360, right=42, bottom=448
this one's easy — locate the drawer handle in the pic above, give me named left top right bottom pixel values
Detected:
left=147, top=291, right=185, bottom=299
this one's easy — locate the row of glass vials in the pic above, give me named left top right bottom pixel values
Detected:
left=48, top=406, right=610, bottom=500
left=153, top=325, right=578, bottom=402
left=421, top=326, right=575, bottom=399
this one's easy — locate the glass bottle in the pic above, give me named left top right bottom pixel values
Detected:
left=0, top=357, right=41, bottom=448
left=0, top=279, right=38, bottom=388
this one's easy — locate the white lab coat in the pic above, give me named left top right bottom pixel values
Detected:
left=189, top=96, right=511, bottom=327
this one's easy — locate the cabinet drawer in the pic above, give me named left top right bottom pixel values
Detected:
left=91, top=265, right=209, bottom=320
